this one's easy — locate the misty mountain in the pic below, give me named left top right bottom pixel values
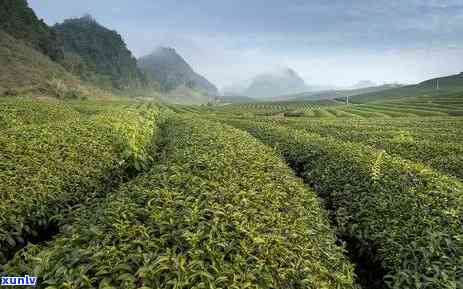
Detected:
left=243, top=67, right=308, bottom=98
left=138, top=47, right=218, bottom=96
left=283, top=84, right=402, bottom=102
left=351, top=80, right=378, bottom=89
left=54, top=15, right=144, bottom=90
left=221, top=82, right=250, bottom=97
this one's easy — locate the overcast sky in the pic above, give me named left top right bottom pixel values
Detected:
left=30, top=0, right=463, bottom=89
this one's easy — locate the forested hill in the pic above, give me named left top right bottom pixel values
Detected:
left=0, top=0, right=62, bottom=60
left=138, top=47, right=219, bottom=96
left=54, top=15, right=145, bottom=90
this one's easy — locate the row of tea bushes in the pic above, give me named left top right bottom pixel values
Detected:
left=271, top=117, right=463, bottom=180
left=0, top=98, right=80, bottom=129
left=0, top=101, right=160, bottom=264
left=93, top=107, right=159, bottom=173
left=5, top=116, right=357, bottom=289
left=249, top=115, right=463, bottom=144
left=227, top=119, right=463, bottom=289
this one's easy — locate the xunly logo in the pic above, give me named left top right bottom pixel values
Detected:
left=1, top=275, right=38, bottom=286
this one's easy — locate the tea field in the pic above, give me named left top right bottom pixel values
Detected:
left=196, top=91, right=463, bottom=118
left=1, top=96, right=462, bottom=289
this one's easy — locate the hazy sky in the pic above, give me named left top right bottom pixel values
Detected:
left=30, top=0, right=463, bottom=89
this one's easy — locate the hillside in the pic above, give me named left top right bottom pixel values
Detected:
left=351, top=80, right=377, bottom=89
left=281, top=84, right=403, bottom=102
left=138, top=47, right=218, bottom=99
left=244, top=67, right=308, bottom=98
left=54, top=15, right=145, bottom=90
left=348, top=73, right=463, bottom=103
left=0, top=0, right=62, bottom=60
left=219, top=95, right=257, bottom=104
left=0, top=30, right=103, bottom=99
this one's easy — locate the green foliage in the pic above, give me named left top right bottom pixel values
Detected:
left=92, top=106, right=160, bottom=173
left=226, top=120, right=463, bottom=289
left=283, top=111, right=305, bottom=117
left=261, top=117, right=463, bottom=180
left=0, top=0, right=62, bottom=60
left=206, top=90, right=463, bottom=118
left=53, top=16, right=144, bottom=90
left=0, top=98, right=80, bottom=129
left=5, top=116, right=357, bottom=289
left=347, top=73, right=463, bottom=104
left=210, top=100, right=339, bottom=117
left=0, top=99, right=160, bottom=263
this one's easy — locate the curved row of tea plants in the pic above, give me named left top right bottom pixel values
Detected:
left=266, top=117, right=463, bottom=180
left=5, top=116, right=357, bottom=289
left=272, top=117, right=463, bottom=143
left=205, top=92, right=463, bottom=118
left=0, top=98, right=80, bottom=129
left=0, top=102, right=160, bottom=264
left=358, top=104, right=449, bottom=116
left=350, top=104, right=443, bottom=117
left=210, top=100, right=340, bottom=117
left=226, top=119, right=463, bottom=289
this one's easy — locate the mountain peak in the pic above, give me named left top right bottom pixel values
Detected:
left=279, top=67, right=298, bottom=77
left=62, top=14, right=99, bottom=26
left=81, top=14, right=96, bottom=23
left=244, top=67, right=308, bottom=98
left=352, top=80, right=377, bottom=89
left=54, top=16, right=143, bottom=89
left=152, top=46, right=178, bottom=55
left=138, top=48, right=218, bottom=97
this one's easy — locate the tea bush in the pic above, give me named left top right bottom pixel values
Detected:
left=0, top=100, right=160, bottom=263
left=227, top=120, right=463, bottom=289
left=93, top=107, right=159, bottom=173
left=5, top=116, right=357, bottom=289
left=271, top=117, right=463, bottom=180
left=0, top=98, right=80, bottom=129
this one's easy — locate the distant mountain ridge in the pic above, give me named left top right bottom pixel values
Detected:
left=351, top=80, right=377, bottom=89
left=138, top=47, right=218, bottom=97
left=278, top=84, right=401, bottom=102
left=348, top=73, right=463, bottom=103
left=223, top=67, right=308, bottom=99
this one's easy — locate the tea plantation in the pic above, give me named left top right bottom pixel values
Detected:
left=1, top=96, right=463, bottom=289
